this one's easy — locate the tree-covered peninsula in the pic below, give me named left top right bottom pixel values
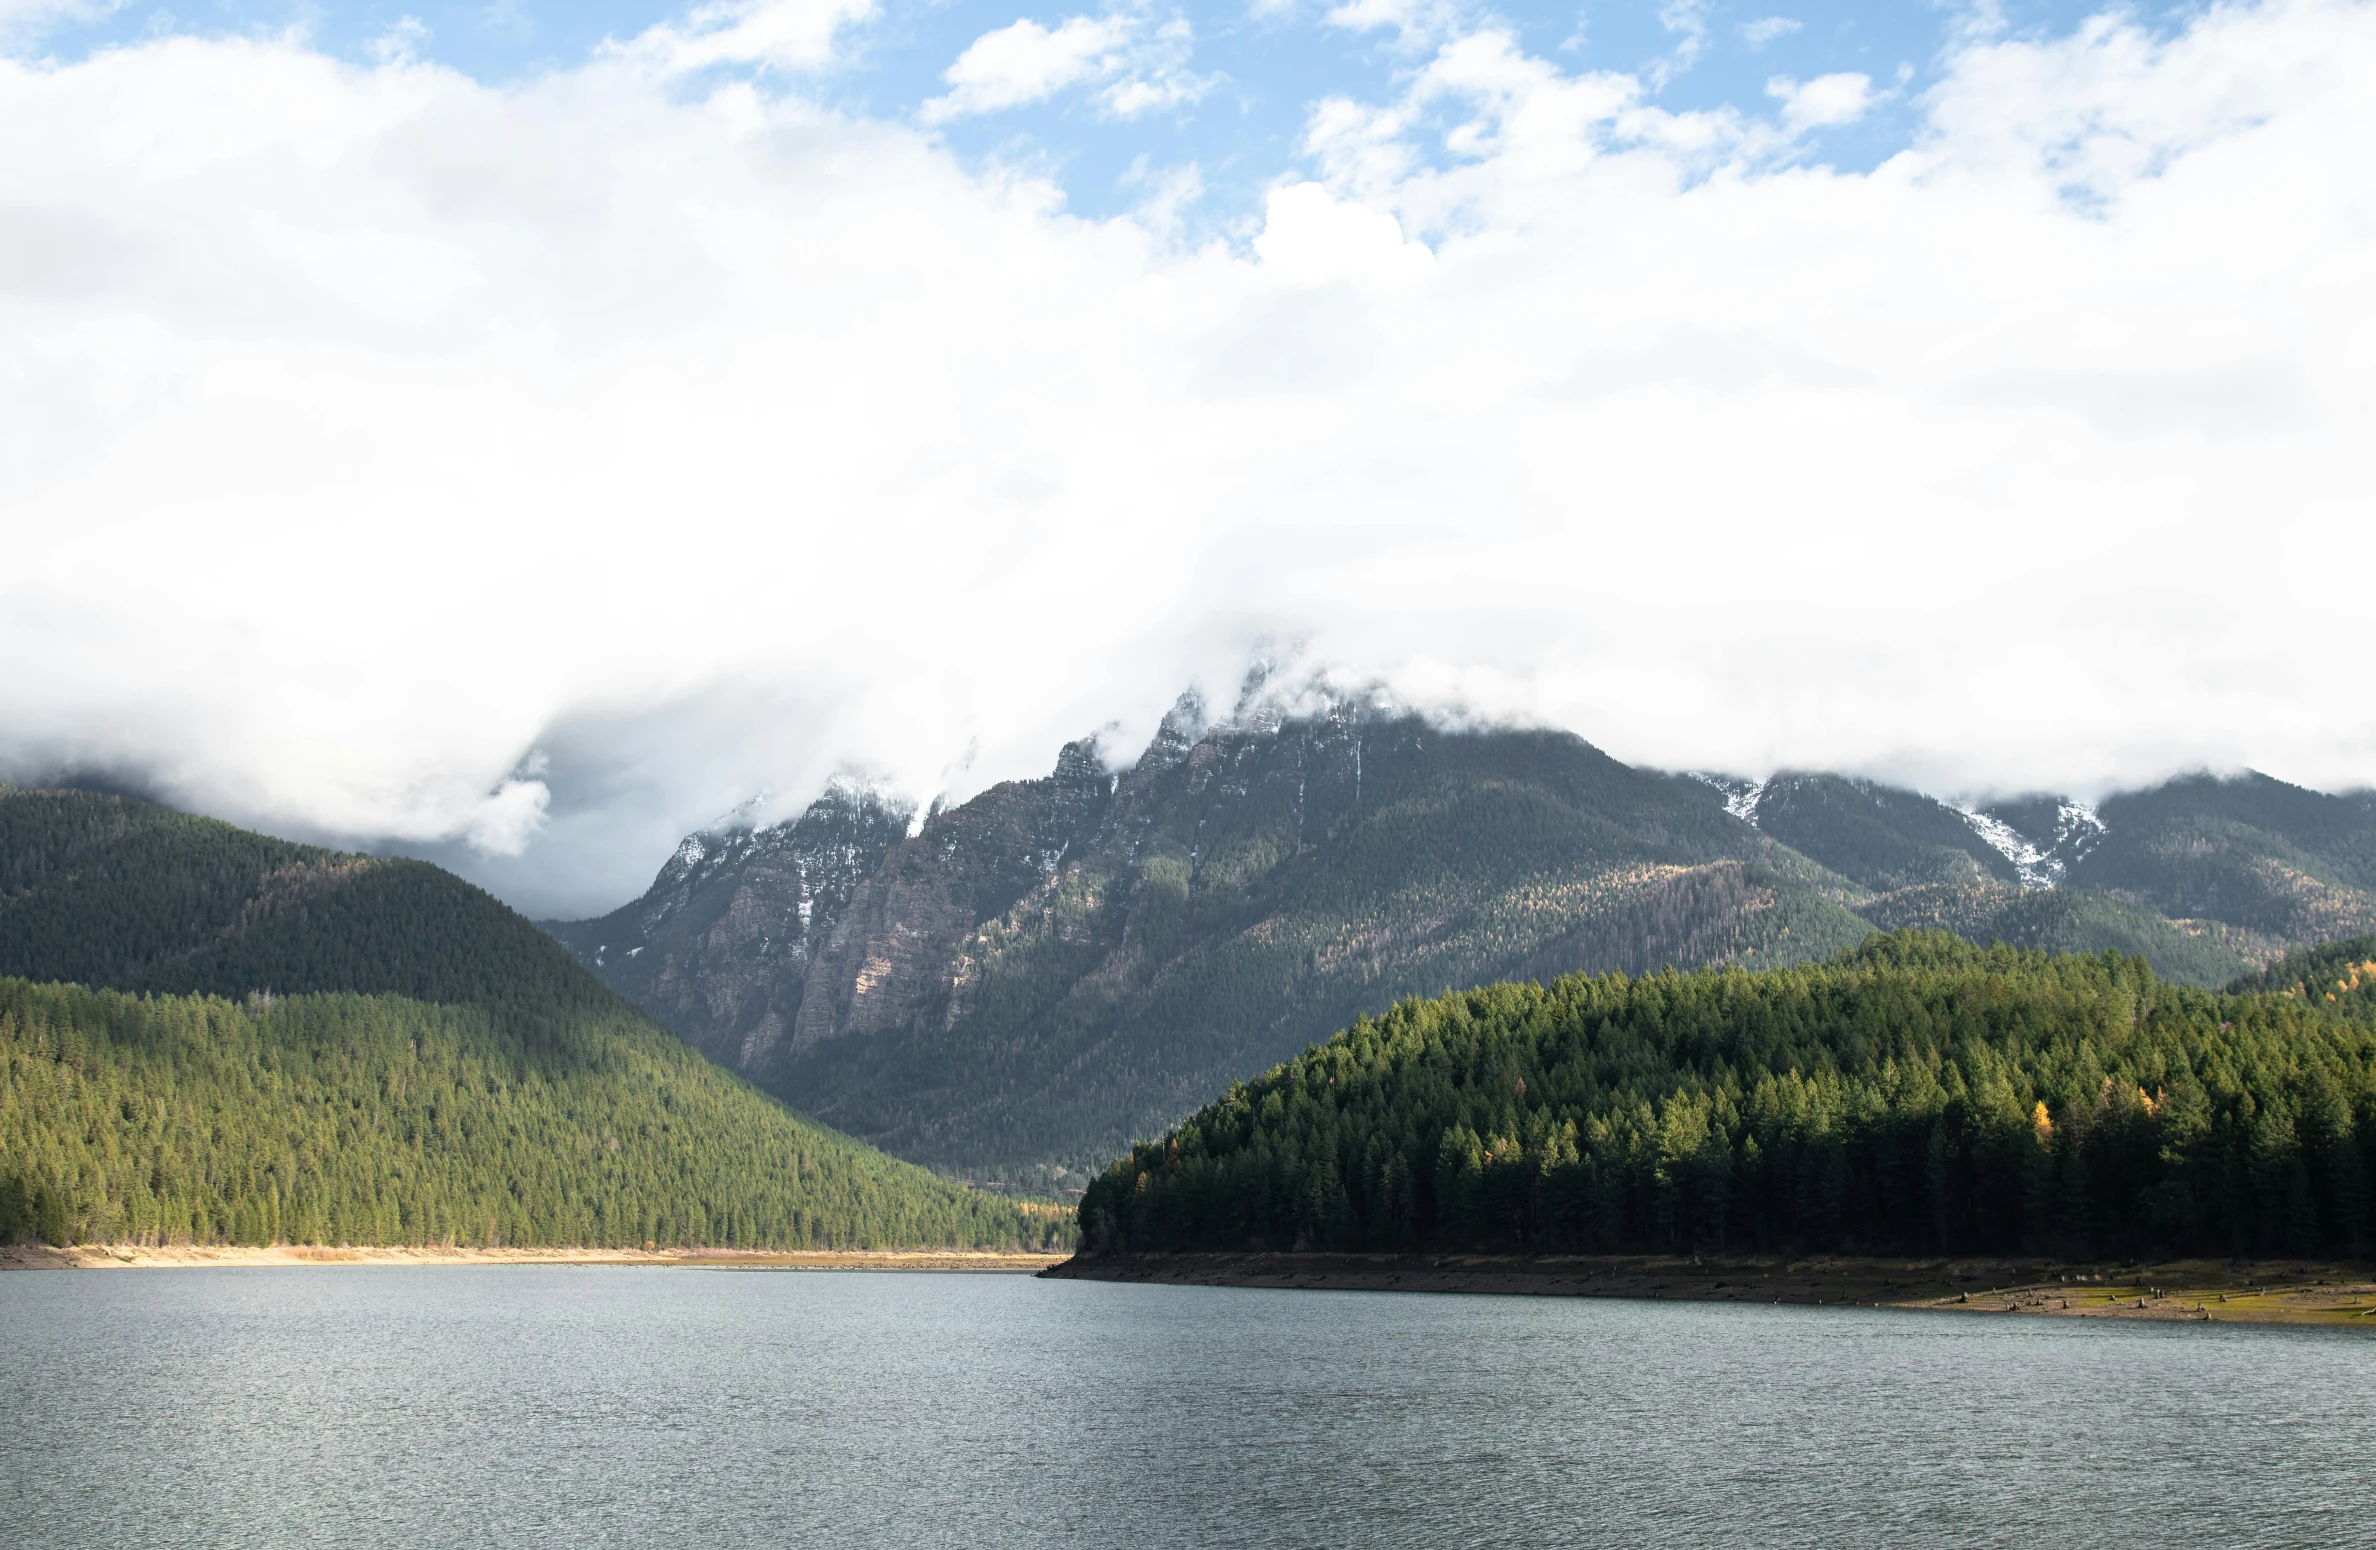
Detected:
left=1079, top=933, right=2376, bottom=1262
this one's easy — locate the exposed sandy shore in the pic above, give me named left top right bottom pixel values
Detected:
left=1, top=1242, right=1068, bottom=1273
left=1042, top=1251, right=2376, bottom=1328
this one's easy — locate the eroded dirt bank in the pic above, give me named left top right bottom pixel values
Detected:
left=2, top=1243, right=1067, bottom=1272
left=1042, top=1252, right=2376, bottom=1327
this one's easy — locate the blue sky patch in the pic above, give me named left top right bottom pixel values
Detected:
left=25, top=2, right=2190, bottom=219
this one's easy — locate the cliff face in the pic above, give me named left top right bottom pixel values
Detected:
left=789, top=741, right=1115, bottom=1054
left=548, top=702, right=2376, bottom=1185
left=543, top=783, right=916, bottom=1072
left=551, top=697, right=1869, bottom=1181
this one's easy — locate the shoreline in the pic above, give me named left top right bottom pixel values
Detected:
left=0, top=1243, right=1068, bottom=1273
left=1041, top=1251, right=2376, bottom=1327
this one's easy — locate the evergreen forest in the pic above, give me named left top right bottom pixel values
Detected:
left=1080, top=932, right=2376, bottom=1261
left=0, top=788, right=1069, bottom=1251
left=0, top=978, right=1068, bottom=1250
left=1, top=789, right=635, bottom=1039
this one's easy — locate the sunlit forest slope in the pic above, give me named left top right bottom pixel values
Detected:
left=1081, top=933, right=2376, bottom=1261
left=0, top=789, right=1064, bottom=1250
left=0, top=979, right=1062, bottom=1250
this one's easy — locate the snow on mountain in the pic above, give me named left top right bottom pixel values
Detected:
left=1958, top=805, right=2059, bottom=889
left=1690, top=772, right=1766, bottom=826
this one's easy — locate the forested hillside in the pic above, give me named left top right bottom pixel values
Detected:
left=1854, top=885, right=2251, bottom=989
left=0, top=788, right=1065, bottom=1251
left=1747, top=772, right=2020, bottom=892
left=2231, top=934, right=2376, bottom=1013
left=1079, top=933, right=2376, bottom=1261
left=0, top=789, right=614, bottom=1037
left=1726, top=771, right=2376, bottom=988
left=2087, top=775, right=2376, bottom=947
left=0, top=979, right=1064, bottom=1250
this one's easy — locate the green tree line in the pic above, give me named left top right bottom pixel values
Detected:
left=0, top=977, right=1071, bottom=1252
left=1080, top=932, right=2376, bottom=1261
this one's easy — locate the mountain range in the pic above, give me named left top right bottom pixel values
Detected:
left=545, top=689, right=2376, bottom=1188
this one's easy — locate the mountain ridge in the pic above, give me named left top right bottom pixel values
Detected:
left=548, top=701, right=2376, bottom=1185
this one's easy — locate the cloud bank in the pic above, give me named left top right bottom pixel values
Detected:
left=2, top=0, right=2372, bottom=914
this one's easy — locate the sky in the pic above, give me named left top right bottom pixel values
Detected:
left=2, top=0, right=2371, bottom=916
left=2, top=1, right=2142, bottom=223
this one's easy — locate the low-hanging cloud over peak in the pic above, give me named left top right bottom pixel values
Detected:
left=2, top=0, right=2371, bottom=916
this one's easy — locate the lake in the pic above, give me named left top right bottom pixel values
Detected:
left=3, top=1268, right=2369, bottom=1548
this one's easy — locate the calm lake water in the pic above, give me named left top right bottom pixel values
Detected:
left=3, top=1268, right=2370, bottom=1549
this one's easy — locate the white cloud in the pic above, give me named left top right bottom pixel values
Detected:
left=1741, top=16, right=1801, bottom=49
left=1658, top=0, right=1708, bottom=39
left=469, top=773, right=554, bottom=857
left=1095, top=17, right=1216, bottom=117
left=1120, top=153, right=1207, bottom=236
left=922, top=11, right=1212, bottom=122
left=1250, top=181, right=1433, bottom=287
left=372, top=17, right=433, bottom=67
left=1, top=0, right=2372, bottom=914
left=1322, top=0, right=1476, bottom=51
left=923, top=15, right=1129, bottom=121
left=1649, top=0, right=1711, bottom=86
left=1767, top=70, right=1873, bottom=131
left=0, top=0, right=106, bottom=30
left=610, top=0, right=878, bottom=75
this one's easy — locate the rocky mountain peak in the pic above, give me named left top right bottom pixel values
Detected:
left=1135, top=689, right=1208, bottom=773
left=547, top=703, right=2376, bottom=1186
